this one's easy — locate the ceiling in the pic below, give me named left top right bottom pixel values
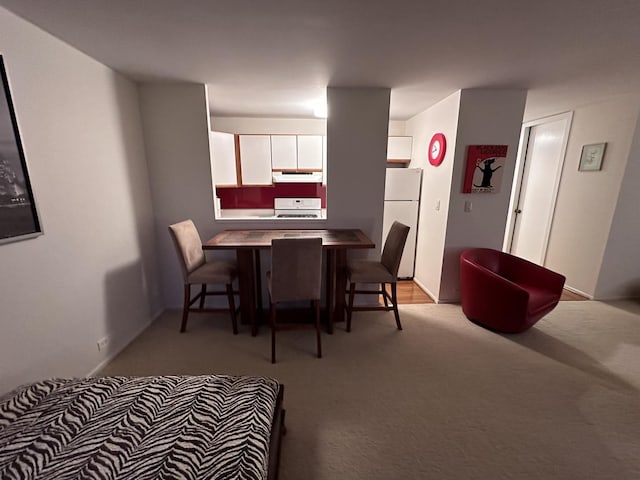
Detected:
left=1, top=0, right=640, bottom=120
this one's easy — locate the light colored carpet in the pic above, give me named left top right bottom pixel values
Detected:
left=101, top=301, right=640, bottom=479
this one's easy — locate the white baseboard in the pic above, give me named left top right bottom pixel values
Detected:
left=412, top=278, right=439, bottom=303
left=433, top=298, right=459, bottom=304
left=564, top=284, right=593, bottom=299
left=86, top=308, right=164, bottom=378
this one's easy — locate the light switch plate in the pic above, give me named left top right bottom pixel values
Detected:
left=464, top=201, right=472, bottom=212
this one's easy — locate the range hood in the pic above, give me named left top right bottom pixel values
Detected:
left=272, top=171, right=323, bottom=183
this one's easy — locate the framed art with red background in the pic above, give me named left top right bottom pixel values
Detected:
left=463, top=145, right=508, bottom=193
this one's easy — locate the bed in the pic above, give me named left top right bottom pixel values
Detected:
left=0, top=375, right=285, bottom=480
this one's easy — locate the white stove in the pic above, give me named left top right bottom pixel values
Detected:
left=274, top=197, right=322, bottom=219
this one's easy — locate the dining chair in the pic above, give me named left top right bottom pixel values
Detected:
left=168, top=220, right=239, bottom=334
left=268, top=237, right=323, bottom=363
left=345, top=221, right=410, bottom=332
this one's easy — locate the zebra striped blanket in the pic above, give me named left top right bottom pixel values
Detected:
left=0, top=375, right=280, bottom=479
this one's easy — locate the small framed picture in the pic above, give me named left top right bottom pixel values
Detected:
left=579, top=143, right=606, bottom=171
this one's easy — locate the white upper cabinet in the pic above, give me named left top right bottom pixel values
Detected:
left=239, top=135, right=273, bottom=185
left=270, top=135, right=298, bottom=170
left=387, top=136, right=413, bottom=160
left=297, top=135, right=323, bottom=170
left=210, top=131, right=237, bottom=186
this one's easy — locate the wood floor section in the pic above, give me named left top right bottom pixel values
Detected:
left=382, top=281, right=587, bottom=305
left=383, top=280, right=434, bottom=305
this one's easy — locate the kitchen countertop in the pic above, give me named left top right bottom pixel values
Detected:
left=215, top=209, right=327, bottom=220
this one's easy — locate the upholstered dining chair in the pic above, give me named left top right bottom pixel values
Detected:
left=345, top=221, right=410, bottom=332
left=268, top=237, right=323, bottom=363
left=168, top=220, right=239, bottom=334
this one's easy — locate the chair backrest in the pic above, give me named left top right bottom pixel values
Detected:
left=270, top=237, right=323, bottom=302
left=460, top=248, right=565, bottom=288
left=381, top=221, right=411, bottom=278
left=460, top=248, right=502, bottom=274
left=168, top=220, right=206, bottom=281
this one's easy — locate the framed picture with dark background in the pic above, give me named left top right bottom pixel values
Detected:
left=0, top=55, right=42, bottom=244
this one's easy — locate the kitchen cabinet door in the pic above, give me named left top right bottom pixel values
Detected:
left=297, top=135, right=323, bottom=170
left=210, top=131, right=238, bottom=186
left=387, top=136, right=413, bottom=160
left=271, top=135, right=297, bottom=170
left=239, top=135, right=272, bottom=185
left=322, top=135, right=327, bottom=185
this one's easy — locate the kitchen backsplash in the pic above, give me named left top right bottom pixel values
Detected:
left=216, top=183, right=327, bottom=209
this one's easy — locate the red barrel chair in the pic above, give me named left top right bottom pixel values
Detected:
left=459, top=248, right=566, bottom=333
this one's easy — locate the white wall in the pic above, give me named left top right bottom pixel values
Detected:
left=143, top=86, right=392, bottom=309
left=440, top=89, right=527, bottom=301
left=594, top=113, right=640, bottom=299
left=0, top=7, right=159, bottom=394
left=406, top=92, right=461, bottom=300
left=545, top=96, right=640, bottom=296
left=405, top=89, right=525, bottom=302
left=139, top=84, right=221, bottom=309
left=326, top=87, right=391, bottom=256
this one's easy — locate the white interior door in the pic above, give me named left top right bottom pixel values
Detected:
left=509, top=115, right=571, bottom=265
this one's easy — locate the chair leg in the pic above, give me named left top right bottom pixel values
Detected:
left=347, top=282, right=356, bottom=332
left=270, top=302, right=277, bottom=364
left=227, top=283, right=238, bottom=335
left=180, top=284, right=191, bottom=333
left=390, top=282, right=402, bottom=330
left=381, top=283, right=389, bottom=307
left=314, top=300, right=322, bottom=359
left=199, top=284, right=207, bottom=308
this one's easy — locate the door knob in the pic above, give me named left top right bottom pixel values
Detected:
left=515, top=209, right=522, bottom=214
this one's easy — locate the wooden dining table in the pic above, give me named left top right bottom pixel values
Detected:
left=203, top=229, right=375, bottom=335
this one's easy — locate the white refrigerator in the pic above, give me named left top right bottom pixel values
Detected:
left=383, top=168, right=422, bottom=279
